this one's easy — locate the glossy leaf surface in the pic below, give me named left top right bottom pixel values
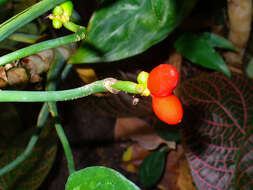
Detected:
left=181, top=72, right=253, bottom=189
left=69, top=0, right=197, bottom=63
left=139, top=149, right=167, bottom=187
left=201, top=32, right=236, bottom=51
left=155, top=120, right=181, bottom=142
left=174, top=33, right=231, bottom=77
left=66, top=166, right=141, bottom=190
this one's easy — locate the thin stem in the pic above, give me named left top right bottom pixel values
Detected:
left=49, top=103, right=76, bottom=174
left=0, top=79, right=143, bottom=102
left=7, top=33, right=40, bottom=44
left=47, top=49, right=75, bottom=174
left=63, top=22, right=81, bottom=32
left=0, top=80, right=107, bottom=102
left=0, top=103, right=49, bottom=176
left=0, top=46, right=72, bottom=176
left=0, top=37, right=76, bottom=176
left=111, top=81, right=139, bottom=94
left=0, top=0, right=67, bottom=42
left=0, top=27, right=86, bottom=66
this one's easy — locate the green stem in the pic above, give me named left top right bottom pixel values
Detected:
left=7, top=33, right=40, bottom=44
left=47, top=48, right=75, bottom=174
left=0, top=79, right=142, bottom=102
left=0, top=103, right=49, bottom=176
left=0, top=46, right=73, bottom=176
left=0, top=80, right=107, bottom=102
left=111, top=81, right=139, bottom=94
left=49, top=103, right=76, bottom=174
left=63, top=22, right=81, bottom=32
left=0, top=27, right=86, bottom=66
left=0, top=0, right=67, bottom=42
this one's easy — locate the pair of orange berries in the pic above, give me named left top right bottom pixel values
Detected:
left=147, top=64, right=183, bottom=125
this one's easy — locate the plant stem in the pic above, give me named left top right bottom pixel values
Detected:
left=0, top=80, right=142, bottom=102
left=7, top=33, right=40, bottom=44
left=0, top=0, right=67, bottom=42
left=47, top=49, right=76, bottom=174
left=0, top=27, right=86, bottom=66
left=0, top=47, right=73, bottom=176
left=49, top=103, right=76, bottom=174
left=111, top=81, right=139, bottom=94
left=63, top=22, right=81, bottom=32
left=0, top=80, right=107, bottom=102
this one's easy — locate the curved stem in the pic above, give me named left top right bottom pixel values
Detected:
left=0, top=80, right=141, bottom=102
left=0, top=47, right=73, bottom=176
left=0, top=27, right=86, bottom=66
left=0, top=80, right=106, bottom=102
left=0, top=0, right=67, bottom=42
left=63, top=22, right=81, bottom=32
left=48, top=103, right=75, bottom=174
left=47, top=48, right=75, bottom=174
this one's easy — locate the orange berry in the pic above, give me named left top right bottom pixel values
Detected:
left=152, top=95, right=183, bottom=125
left=147, top=64, right=179, bottom=97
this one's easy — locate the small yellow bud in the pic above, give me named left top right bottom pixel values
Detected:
left=141, top=88, right=151, bottom=96
left=137, top=71, right=149, bottom=85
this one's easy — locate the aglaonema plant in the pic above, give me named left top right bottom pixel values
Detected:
left=0, top=0, right=195, bottom=189
left=0, top=0, right=252, bottom=189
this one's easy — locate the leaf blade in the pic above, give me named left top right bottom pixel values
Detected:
left=201, top=32, right=236, bottom=51
left=69, top=0, right=198, bottom=64
left=66, top=166, right=141, bottom=190
left=174, top=33, right=231, bottom=77
left=181, top=73, right=253, bottom=189
left=139, top=149, right=167, bottom=187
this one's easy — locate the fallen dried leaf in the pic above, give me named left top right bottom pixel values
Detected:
left=115, top=117, right=176, bottom=150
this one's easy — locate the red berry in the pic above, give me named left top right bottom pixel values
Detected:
left=152, top=95, right=183, bottom=125
left=147, top=64, right=179, bottom=97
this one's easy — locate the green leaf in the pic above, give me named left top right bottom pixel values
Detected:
left=174, top=33, right=231, bottom=77
left=0, top=125, right=57, bottom=190
left=201, top=32, right=236, bottom=51
left=0, top=0, right=66, bottom=42
left=154, top=120, right=181, bottom=142
left=139, top=149, right=167, bottom=187
left=245, top=58, right=253, bottom=78
left=69, top=0, right=198, bottom=64
left=0, top=0, right=7, bottom=6
left=65, top=166, right=141, bottom=190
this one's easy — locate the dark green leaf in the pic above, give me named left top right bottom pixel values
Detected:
left=0, top=0, right=7, bottom=6
left=244, top=29, right=253, bottom=78
left=201, top=32, right=236, bottom=51
left=139, top=149, right=167, bottom=187
left=174, top=33, right=231, bottom=77
left=69, top=0, right=198, bottom=64
left=0, top=124, right=57, bottom=190
left=154, top=120, right=181, bottom=142
left=65, top=166, right=141, bottom=190
left=245, top=58, right=253, bottom=78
